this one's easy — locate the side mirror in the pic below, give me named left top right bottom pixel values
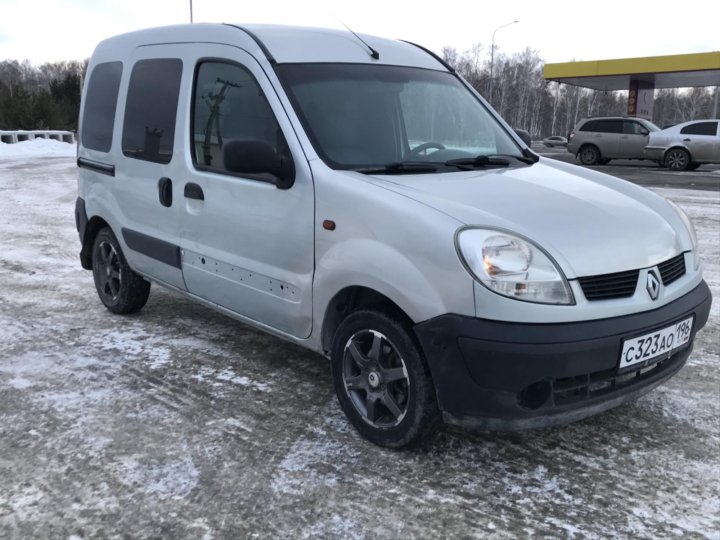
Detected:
left=639, top=128, right=649, bottom=136
left=513, top=128, right=532, bottom=146
left=223, top=139, right=295, bottom=189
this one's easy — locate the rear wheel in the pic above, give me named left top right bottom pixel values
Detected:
left=598, top=158, right=611, bottom=165
left=665, top=148, right=691, bottom=171
left=92, top=227, right=150, bottom=314
left=686, top=162, right=701, bottom=171
left=578, top=145, right=600, bottom=165
left=331, top=310, right=440, bottom=448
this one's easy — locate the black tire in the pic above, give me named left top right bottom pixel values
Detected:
left=598, top=158, right=611, bottom=165
left=686, top=162, right=701, bottom=171
left=331, top=310, right=440, bottom=449
left=665, top=148, right=691, bottom=171
left=92, top=227, right=150, bottom=314
left=578, top=145, right=600, bottom=165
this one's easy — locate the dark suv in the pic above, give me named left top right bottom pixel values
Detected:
left=567, top=116, right=661, bottom=165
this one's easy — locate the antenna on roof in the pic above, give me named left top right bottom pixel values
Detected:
left=337, top=20, right=380, bottom=60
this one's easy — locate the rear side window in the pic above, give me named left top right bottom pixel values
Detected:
left=81, top=62, right=122, bottom=152
left=680, top=122, right=718, bottom=136
left=595, top=120, right=622, bottom=134
left=580, top=119, right=622, bottom=133
left=122, top=59, right=183, bottom=164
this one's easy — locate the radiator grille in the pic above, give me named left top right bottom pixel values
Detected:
left=578, top=269, right=639, bottom=300
left=578, top=253, right=688, bottom=301
left=658, top=253, right=686, bottom=286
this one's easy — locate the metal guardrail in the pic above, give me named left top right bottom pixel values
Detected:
left=0, top=130, right=75, bottom=144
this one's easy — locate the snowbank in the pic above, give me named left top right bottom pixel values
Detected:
left=0, top=138, right=76, bottom=157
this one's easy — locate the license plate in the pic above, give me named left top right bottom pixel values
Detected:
left=619, top=317, right=693, bottom=370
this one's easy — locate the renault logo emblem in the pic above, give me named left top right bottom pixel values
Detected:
left=646, top=270, right=660, bottom=300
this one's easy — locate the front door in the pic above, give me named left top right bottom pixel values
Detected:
left=619, top=120, right=650, bottom=158
left=178, top=46, right=315, bottom=338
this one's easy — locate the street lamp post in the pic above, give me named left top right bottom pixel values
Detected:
left=489, top=20, right=518, bottom=107
left=190, top=0, right=194, bottom=23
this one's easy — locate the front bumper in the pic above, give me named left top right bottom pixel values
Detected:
left=414, top=281, right=712, bottom=430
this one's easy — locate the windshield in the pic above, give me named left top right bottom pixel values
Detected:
left=640, top=119, right=661, bottom=132
left=276, top=64, right=524, bottom=171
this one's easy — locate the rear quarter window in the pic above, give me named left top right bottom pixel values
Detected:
left=122, top=58, right=183, bottom=164
left=81, top=61, right=123, bottom=152
left=680, top=122, right=718, bottom=136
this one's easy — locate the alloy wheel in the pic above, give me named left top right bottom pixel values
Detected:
left=95, top=240, right=122, bottom=302
left=342, top=330, right=410, bottom=428
left=666, top=149, right=689, bottom=171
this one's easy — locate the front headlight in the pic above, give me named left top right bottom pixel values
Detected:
left=666, top=199, right=699, bottom=270
left=456, top=228, right=574, bottom=305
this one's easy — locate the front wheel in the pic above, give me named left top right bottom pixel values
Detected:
left=331, top=310, right=440, bottom=448
left=92, top=227, right=151, bottom=314
left=578, top=145, right=600, bottom=165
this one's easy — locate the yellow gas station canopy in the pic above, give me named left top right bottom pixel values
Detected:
left=544, top=52, right=720, bottom=90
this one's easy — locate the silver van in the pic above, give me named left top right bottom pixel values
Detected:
left=75, top=24, right=711, bottom=448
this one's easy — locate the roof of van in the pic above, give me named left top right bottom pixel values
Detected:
left=91, top=23, right=450, bottom=71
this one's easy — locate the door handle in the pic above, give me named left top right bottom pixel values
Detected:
left=158, top=177, right=172, bottom=207
left=683, top=138, right=691, bottom=142
left=184, top=182, right=204, bottom=201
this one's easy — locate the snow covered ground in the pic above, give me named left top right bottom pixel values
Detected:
left=0, top=147, right=718, bottom=538
left=0, top=138, right=76, bottom=157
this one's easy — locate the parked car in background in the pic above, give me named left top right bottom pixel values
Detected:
left=644, top=119, right=720, bottom=171
left=543, top=135, right=567, bottom=147
left=567, top=116, right=661, bottom=165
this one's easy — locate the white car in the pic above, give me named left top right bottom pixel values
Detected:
left=543, top=136, right=567, bottom=147
left=644, top=119, right=720, bottom=171
left=76, top=24, right=711, bottom=448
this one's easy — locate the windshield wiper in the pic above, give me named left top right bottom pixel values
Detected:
left=444, top=153, right=536, bottom=170
left=444, top=155, right=511, bottom=170
left=353, top=162, right=439, bottom=175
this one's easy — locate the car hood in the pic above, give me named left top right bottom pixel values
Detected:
left=353, top=158, right=687, bottom=278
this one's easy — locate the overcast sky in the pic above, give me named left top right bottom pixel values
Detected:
left=0, top=0, right=718, bottom=65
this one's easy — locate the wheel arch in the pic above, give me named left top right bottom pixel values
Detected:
left=578, top=142, right=601, bottom=156
left=321, top=286, right=414, bottom=355
left=80, top=216, right=111, bottom=269
left=664, top=145, right=692, bottom=159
